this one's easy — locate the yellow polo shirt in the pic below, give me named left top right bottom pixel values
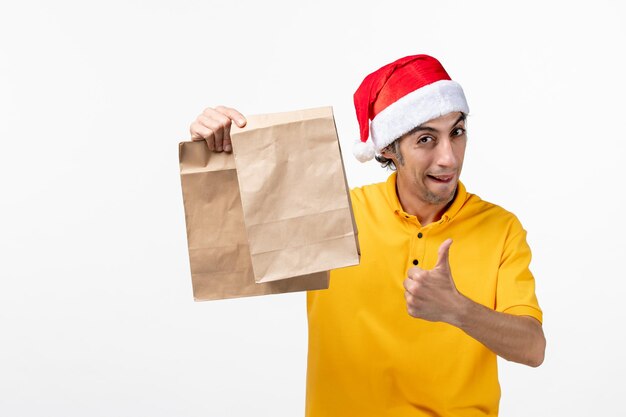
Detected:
left=306, top=173, right=542, bottom=417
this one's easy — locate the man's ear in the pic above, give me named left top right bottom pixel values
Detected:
left=380, top=148, right=393, bottom=159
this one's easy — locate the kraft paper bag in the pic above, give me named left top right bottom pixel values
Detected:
left=179, top=141, right=329, bottom=301
left=230, top=106, right=360, bottom=283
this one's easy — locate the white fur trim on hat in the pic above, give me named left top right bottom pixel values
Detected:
left=370, top=80, right=469, bottom=151
left=352, top=139, right=376, bottom=162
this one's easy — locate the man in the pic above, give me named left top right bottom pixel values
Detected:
left=189, top=55, right=545, bottom=416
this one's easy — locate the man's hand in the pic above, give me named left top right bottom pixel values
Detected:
left=403, top=238, right=546, bottom=367
left=190, top=106, right=247, bottom=152
left=403, top=239, right=466, bottom=325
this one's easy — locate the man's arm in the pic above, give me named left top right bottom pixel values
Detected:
left=452, top=297, right=545, bottom=367
left=403, top=239, right=546, bottom=367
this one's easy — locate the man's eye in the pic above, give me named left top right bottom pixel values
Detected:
left=452, top=127, right=466, bottom=136
left=417, top=136, right=433, bottom=144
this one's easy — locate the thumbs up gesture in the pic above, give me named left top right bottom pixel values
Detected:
left=403, top=239, right=466, bottom=324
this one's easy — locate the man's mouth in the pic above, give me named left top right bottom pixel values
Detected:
left=427, top=174, right=455, bottom=183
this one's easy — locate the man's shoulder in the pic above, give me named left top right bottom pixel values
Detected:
left=464, top=190, right=510, bottom=215
left=348, top=180, right=389, bottom=208
left=462, top=189, right=525, bottom=232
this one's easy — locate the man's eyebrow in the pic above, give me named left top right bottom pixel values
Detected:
left=407, top=125, right=437, bottom=134
left=453, top=113, right=466, bottom=126
left=404, top=113, right=467, bottom=136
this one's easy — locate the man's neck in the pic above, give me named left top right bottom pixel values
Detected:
left=395, top=176, right=456, bottom=227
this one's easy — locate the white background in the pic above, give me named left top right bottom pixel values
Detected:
left=1, top=0, right=625, bottom=415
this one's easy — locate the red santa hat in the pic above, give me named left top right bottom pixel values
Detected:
left=352, top=54, right=469, bottom=162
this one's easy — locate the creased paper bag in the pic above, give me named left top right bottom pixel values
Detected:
left=230, top=106, right=360, bottom=283
left=179, top=141, right=329, bottom=301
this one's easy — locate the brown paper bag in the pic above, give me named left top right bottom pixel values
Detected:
left=179, top=141, right=329, bottom=301
left=230, top=107, right=360, bottom=283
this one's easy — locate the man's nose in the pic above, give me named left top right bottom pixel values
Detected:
left=435, top=138, right=456, bottom=167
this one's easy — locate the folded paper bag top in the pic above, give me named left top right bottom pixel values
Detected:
left=179, top=106, right=359, bottom=301
left=229, top=106, right=360, bottom=283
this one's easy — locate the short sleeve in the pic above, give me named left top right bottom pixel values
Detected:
left=495, top=217, right=543, bottom=323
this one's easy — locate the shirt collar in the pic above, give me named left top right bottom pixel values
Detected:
left=384, top=172, right=468, bottom=224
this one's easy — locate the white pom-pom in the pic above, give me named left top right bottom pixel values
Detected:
left=352, top=140, right=375, bottom=163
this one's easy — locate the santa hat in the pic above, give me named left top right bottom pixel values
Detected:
left=352, top=54, right=469, bottom=162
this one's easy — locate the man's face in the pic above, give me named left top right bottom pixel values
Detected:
left=382, top=112, right=467, bottom=206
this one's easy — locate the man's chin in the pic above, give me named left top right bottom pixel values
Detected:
left=424, top=182, right=458, bottom=205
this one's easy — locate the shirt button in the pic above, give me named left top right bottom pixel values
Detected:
left=417, top=232, right=423, bottom=238
left=412, top=259, right=419, bottom=265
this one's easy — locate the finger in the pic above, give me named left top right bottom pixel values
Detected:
left=190, top=122, right=216, bottom=149
left=403, top=278, right=420, bottom=295
left=193, top=118, right=217, bottom=150
left=407, top=266, right=424, bottom=281
left=404, top=290, right=414, bottom=304
left=435, top=238, right=453, bottom=271
left=190, top=121, right=207, bottom=141
left=202, top=110, right=234, bottom=152
left=215, top=105, right=247, bottom=128
left=199, top=112, right=229, bottom=152
left=223, top=121, right=232, bottom=152
left=405, top=293, right=418, bottom=317
left=204, top=130, right=216, bottom=151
